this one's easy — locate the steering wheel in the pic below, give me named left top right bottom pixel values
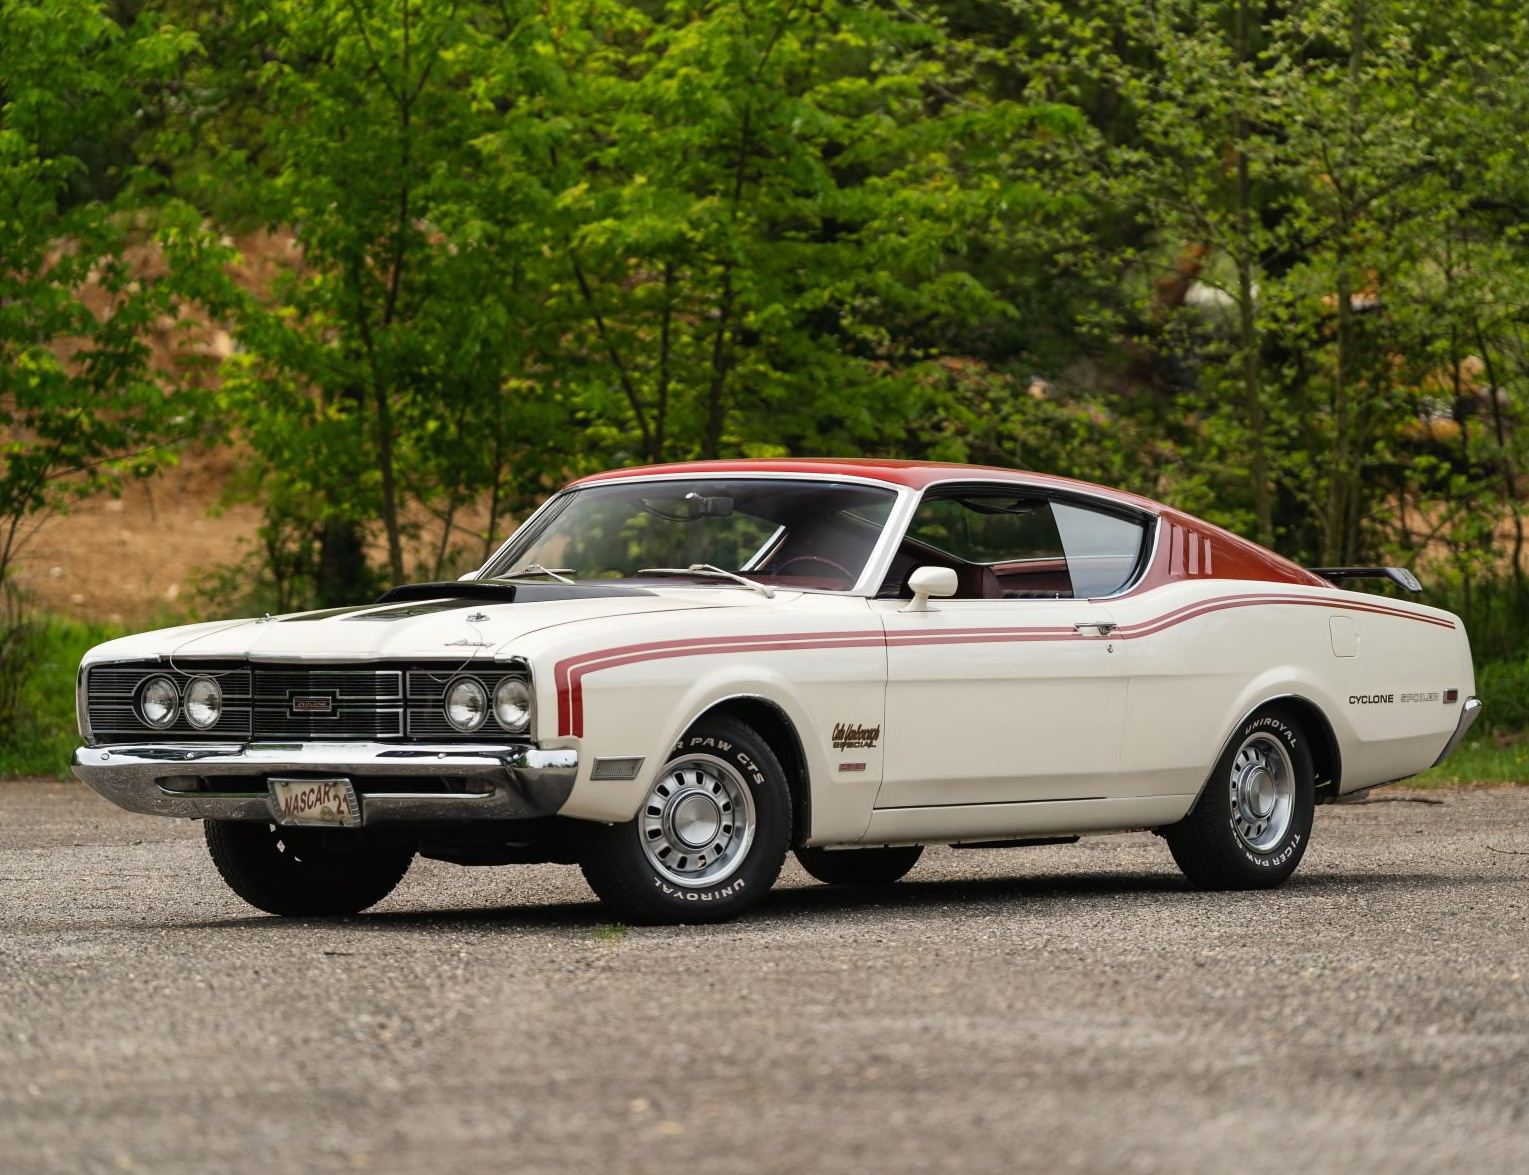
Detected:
left=774, top=554, right=856, bottom=582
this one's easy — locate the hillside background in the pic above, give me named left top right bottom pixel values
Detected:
left=5, top=0, right=1529, bottom=775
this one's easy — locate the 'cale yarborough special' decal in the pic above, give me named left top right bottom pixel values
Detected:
left=1350, top=691, right=1443, bottom=705
left=832, top=722, right=881, bottom=751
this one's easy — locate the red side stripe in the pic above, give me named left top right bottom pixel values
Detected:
left=553, top=593, right=1455, bottom=735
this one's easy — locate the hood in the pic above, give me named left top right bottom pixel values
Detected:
left=83, top=586, right=753, bottom=665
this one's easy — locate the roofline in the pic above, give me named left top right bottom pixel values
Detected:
left=568, top=458, right=1164, bottom=512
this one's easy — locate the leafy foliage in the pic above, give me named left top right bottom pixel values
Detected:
left=0, top=0, right=230, bottom=727
left=3, top=0, right=1529, bottom=629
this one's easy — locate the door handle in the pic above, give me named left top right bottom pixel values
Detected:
left=1074, top=621, right=1117, bottom=636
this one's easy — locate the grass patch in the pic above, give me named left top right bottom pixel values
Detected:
left=0, top=615, right=123, bottom=779
left=590, top=923, right=629, bottom=942
left=1405, top=733, right=1529, bottom=788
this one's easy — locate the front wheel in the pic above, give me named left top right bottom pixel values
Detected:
left=1164, top=706, right=1315, bottom=889
left=578, top=716, right=791, bottom=924
left=204, top=821, right=414, bottom=916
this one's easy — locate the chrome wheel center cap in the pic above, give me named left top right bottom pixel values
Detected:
left=1243, top=765, right=1275, bottom=818
left=669, top=792, right=723, bottom=849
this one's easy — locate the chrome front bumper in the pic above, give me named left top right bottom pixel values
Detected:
left=1431, top=696, right=1483, bottom=768
left=72, top=742, right=578, bottom=824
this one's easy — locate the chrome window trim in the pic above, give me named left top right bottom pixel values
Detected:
left=473, top=471, right=1162, bottom=602
left=891, top=477, right=1161, bottom=604
left=475, top=472, right=918, bottom=598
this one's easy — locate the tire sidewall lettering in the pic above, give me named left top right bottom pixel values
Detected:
left=651, top=877, right=747, bottom=901
left=1243, top=831, right=1301, bottom=868
left=1245, top=714, right=1298, bottom=751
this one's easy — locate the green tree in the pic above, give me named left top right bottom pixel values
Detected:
left=0, top=0, right=228, bottom=716
left=518, top=0, right=1085, bottom=466
left=207, top=0, right=575, bottom=601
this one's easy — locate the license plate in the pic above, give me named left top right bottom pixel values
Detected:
left=268, top=777, right=362, bottom=828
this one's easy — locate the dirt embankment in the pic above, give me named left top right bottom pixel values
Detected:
left=10, top=448, right=260, bottom=628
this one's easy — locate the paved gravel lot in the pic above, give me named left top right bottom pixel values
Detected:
left=1, top=781, right=1526, bottom=1175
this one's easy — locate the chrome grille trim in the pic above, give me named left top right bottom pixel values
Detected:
left=252, top=668, right=404, bottom=740
left=84, top=660, right=532, bottom=745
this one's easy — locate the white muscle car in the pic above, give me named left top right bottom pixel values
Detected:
left=74, top=459, right=1481, bottom=923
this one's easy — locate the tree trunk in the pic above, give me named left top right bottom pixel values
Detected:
left=702, top=267, right=735, bottom=460
left=373, top=381, right=405, bottom=583
left=1323, top=0, right=1367, bottom=566
left=1325, top=232, right=1356, bottom=566
left=315, top=517, right=371, bottom=607
left=1477, top=325, right=1524, bottom=589
left=1234, top=0, right=1272, bottom=548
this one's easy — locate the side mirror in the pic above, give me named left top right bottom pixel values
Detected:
left=902, top=565, right=959, bottom=612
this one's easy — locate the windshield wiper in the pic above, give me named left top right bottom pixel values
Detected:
left=636, top=563, right=775, bottom=598
left=503, top=564, right=575, bottom=584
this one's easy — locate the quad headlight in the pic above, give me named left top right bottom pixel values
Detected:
left=493, top=677, right=532, bottom=733
left=184, top=676, right=223, bottom=730
left=444, top=677, right=490, bottom=732
left=139, top=676, right=180, bottom=729
left=442, top=674, right=532, bottom=734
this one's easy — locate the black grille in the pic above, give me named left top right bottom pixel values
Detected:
left=406, top=668, right=530, bottom=739
left=251, top=667, right=404, bottom=740
left=86, top=663, right=252, bottom=741
left=86, top=660, right=531, bottom=744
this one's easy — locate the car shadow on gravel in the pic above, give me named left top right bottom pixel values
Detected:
left=752, top=867, right=1457, bottom=922
left=150, top=867, right=1459, bottom=933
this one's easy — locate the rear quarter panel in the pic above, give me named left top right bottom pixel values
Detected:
left=1116, top=582, right=1467, bottom=805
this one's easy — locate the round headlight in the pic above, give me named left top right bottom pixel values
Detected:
left=184, top=676, right=223, bottom=730
left=493, top=677, right=532, bottom=733
left=445, top=677, right=489, bottom=732
left=140, top=676, right=179, bottom=729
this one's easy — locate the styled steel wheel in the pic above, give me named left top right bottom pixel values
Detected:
left=639, top=754, right=756, bottom=888
left=1165, top=705, right=1316, bottom=890
left=1228, top=733, right=1296, bottom=852
left=579, top=715, right=792, bottom=924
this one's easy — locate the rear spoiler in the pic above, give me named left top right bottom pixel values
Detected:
left=1308, top=566, right=1423, bottom=593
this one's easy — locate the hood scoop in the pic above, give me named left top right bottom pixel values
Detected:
left=371, top=580, right=657, bottom=607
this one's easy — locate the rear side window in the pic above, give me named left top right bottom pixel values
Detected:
left=1052, top=501, right=1148, bottom=597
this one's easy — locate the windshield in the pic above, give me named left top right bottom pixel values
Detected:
left=485, top=478, right=899, bottom=592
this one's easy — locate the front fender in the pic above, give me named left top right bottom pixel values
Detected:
left=555, top=650, right=884, bottom=841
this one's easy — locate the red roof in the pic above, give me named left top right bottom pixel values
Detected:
left=571, top=458, right=1161, bottom=510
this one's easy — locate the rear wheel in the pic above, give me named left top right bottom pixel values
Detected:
left=1165, top=706, right=1315, bottom=889
left=204, top=821, right=414, bottom=916
left=795, top=845, right=922, bottom=887
left=579, top=716, right=791, bottom=924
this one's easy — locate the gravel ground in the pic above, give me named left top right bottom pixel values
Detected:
left=1, top=780, right=1526, bottom=1175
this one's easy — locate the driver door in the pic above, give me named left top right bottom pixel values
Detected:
left=872, top=488, right=1143, bottom=810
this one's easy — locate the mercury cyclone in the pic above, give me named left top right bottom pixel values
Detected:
left=73, top=459, right=1481, bottom=923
